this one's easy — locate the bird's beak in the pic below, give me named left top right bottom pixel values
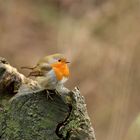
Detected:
left=66, top=61, right=70, bottom=63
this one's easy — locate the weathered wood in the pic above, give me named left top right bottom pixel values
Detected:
left=0, top=57, right=96, bottom=140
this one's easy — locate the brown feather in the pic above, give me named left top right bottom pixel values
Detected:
left=28, top=70, right=44, bottom=77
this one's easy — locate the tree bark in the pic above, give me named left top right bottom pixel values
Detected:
left=0, top=57, right=96, bottom=140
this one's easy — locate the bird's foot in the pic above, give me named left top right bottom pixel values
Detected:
left=46, top=89, right=61, bottom=96
left=54, top=89, right=61, bottom=96
left=45, top=90, right=54, bottom=100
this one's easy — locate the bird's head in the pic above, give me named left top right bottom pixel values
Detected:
left=48, top=54, right=70, bottom=69
left=47, top=54, right=70, bottom=65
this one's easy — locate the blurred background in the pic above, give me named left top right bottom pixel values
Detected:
left=0, top=0, right=140, bottom=140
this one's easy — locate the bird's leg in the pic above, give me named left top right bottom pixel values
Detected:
left=46, top=89, right=60, bottom=96
left=45, top=90, right=54, bottom=100
left=54, top=89, right=61, bottom=96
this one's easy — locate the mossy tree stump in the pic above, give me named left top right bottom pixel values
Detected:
left=0, top=57, right=96, bottom=140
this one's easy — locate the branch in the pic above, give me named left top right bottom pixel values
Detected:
left=0, top=57, right=96, bottom=140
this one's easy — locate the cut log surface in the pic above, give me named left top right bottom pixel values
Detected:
left=0, top=57, right=96, bottom=140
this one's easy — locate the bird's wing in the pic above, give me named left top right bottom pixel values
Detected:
left=28, top=63, right=52, bottom=77
left=28, top=70, right=43, bottom=77
left=39, top=63, right=52, bottom=71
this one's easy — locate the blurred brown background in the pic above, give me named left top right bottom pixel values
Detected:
left=0, top=0, right=140, bottom=140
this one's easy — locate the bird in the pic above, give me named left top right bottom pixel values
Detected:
left=21, top=54, right=70, bottom=93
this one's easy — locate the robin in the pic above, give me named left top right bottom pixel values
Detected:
left=21, top=54, right=70, bottom=92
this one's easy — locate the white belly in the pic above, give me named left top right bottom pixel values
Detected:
left=58, top=77, right=68, bottom=84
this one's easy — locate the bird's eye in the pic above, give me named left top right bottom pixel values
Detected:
left=58, top=59, right=61, bottom=62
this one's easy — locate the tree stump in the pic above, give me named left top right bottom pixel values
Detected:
left=0, top=57, right=96, bottom=140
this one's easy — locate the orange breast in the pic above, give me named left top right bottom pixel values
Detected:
left=51, top=62, right=70, bottom=81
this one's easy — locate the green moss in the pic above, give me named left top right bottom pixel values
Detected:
left=0, top=90, right=69, bottom=140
